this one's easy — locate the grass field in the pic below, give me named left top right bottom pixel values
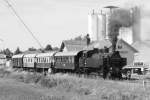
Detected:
left=0, top=68, right=150, bottom=100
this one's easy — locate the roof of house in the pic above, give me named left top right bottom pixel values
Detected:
left=116, top=39, right=138, bottom=53
left=83, top=39, right=112, bottom=50
left=84, top=39, right=138, bottom=53
left=61, top=40, right=87, bottom=51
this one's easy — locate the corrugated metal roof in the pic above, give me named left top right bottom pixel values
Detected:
left=55, top=51, right=80, bottom=56
left=12, top=54, right=24, bottom=58
left=36, top=52, right=56, bottom=57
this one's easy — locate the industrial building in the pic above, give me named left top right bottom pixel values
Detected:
left=87, top=6, right=140, bottom=65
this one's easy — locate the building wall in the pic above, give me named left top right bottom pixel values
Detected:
left=116, top=42, right=135, bottom=65
left=119, top=27, right=133, bottom=44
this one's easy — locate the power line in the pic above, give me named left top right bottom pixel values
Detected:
left=3, top=0, right=44, bottom=49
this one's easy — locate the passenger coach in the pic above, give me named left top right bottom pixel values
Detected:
left=23, top=54, right=37, bottom=70
left=36, top=52, right=56, bottom=72
left=12, top=54, right=24, bottom=68
left=53, top=51, right=80, bottom=72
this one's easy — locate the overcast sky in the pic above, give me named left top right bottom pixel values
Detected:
left=0, top=0, right=149, bottom=51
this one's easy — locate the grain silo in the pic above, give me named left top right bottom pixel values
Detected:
left=88, top=10, right=98, bottom=41
left=131, top=6, right=141, bottom=42
left=97, top=12, right=106, bottom=41
left=88, top=10, right=107, bottom=41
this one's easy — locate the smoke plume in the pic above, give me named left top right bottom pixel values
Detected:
left=108, top=8, right=133, bottom=52
left=108, top=9, right=133, bottom=37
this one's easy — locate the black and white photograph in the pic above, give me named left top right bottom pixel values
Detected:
left=0, top=0, right=149, bottom=100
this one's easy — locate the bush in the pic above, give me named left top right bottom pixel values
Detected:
left=0, top=68, right=11, bottom=78
left=39, top=77, right=58, bottom=88
left=24, top=73, right=44, bottom=83
left=10, top=73, right=24, bottom=82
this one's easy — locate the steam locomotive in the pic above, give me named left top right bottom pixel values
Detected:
left=12, top=47, right=127, bottom=79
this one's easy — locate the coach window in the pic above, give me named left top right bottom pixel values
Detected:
left=59, top=57, right=61, bottom=62
left=47, top=57, right=49, bottom=63
left=48, top=57, right=49, bottom=63
left=58, top=57, right=60, bottom=62
left=38, top=58, right=40, bottom=63
left=45, top=58, right=46, bottom=63
left=66, top=57, right=69, bottom=63
left=42, top=58, right=44, bottom=63
left=57, top=57, right=59, bottom=62
left=39, top=58, right=41, bottom=63
left=39, top=58, right=40, bottom=63
left=68, top=57, right=71, bottom=63
left=40, top=58, right=42, bottom=63
left=45, top=57, right=47, bottom=63
left=43, top=58, right=45, bottom=63
left=61, top=57, right=64, bottom=62
left=58, top=57, right=61, bottom=63
left=37, top=58, right=39, bottom=63
left=72, top=57, right=74, bottom=63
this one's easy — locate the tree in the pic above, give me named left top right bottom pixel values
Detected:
left=74, top=35, right=82, bottom=41
left=45, top=44, right=52, bottom=51
left=28, top=47, right=36, bottom=51
left=14, top=47, right=22, bottom=55
left=53, top=47, right=59, bottom=51
left=1, top=48, right=13, bottom=58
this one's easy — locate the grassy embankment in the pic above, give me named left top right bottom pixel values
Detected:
left=0, top=67, right=150, bottom=100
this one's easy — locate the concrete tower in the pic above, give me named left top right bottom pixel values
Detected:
left=97, top=12, right=106, bottom=41
left=88, top=10, right=106, bottom=41
left=88, top=10, right=98, bottom=41
left=131, top=6, right=141, bottom=42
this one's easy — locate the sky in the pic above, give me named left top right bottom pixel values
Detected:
left=0, top=0, right=150, bottom=51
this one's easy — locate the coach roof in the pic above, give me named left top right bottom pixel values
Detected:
left=12, top=54, right=24, bottom=58
left=36, top=52, right=56, bottom=57
left=55, top=51, right=80, bottom=56
left=24, top=53, right=38, bottom=58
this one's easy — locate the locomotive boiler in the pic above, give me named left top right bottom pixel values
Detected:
left=77, top=47, right=127, bottom=79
